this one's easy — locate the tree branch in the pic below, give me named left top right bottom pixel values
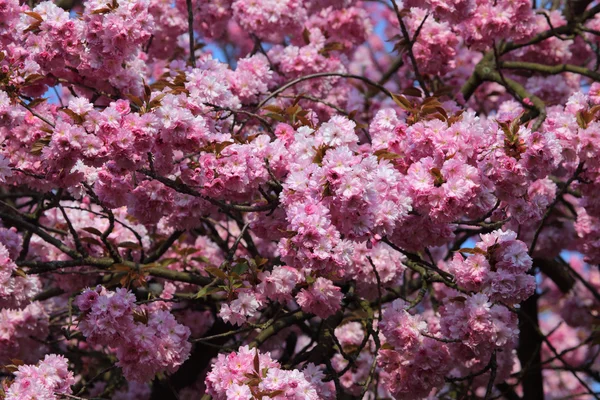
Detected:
left=501, top=61, right=600, bottom=82
left=185, top=0, right=195, bottom=68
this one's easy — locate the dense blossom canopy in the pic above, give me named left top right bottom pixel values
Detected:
left=2, top=0, right=600, bottom=399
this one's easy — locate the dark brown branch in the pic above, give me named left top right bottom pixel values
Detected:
left=566, top=0, right=595, bottom=21
left=19, top=100, right=56, bottom=128
left=518, top=292, right=544, bottom=400
left=378, top=56, right=404, bottom=85
left=255, top=72, right=397, bottom=111
left=484, top=351, right=498, bottom=400
left=58, top=204, right=88, bottom=258
left=534, top=258, right=576, bottom=293
left=0, top=211, right=80, bottom=259
left=390, top=0, right=430, bottom=95
left=138, top=169, right=277, bottom=213
left=530, top=162, right=583, bottom=254
left=204, top=102, right=275, bottom=139
left=185, top=0, right=195, bottom=68
left=144, top=230, right=184, bottom=264
left=19, top=257, right=212, bottom=286
left=446, top=351, right=498, bottom=382
left=558, top=256, right=600, bottom=303
left=249, top=310, right=311, bottom=348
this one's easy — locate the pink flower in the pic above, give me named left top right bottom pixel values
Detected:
left=75, top=286, right=191, bottom=382
left=226, top=383, right=253, bottom=400
left=258, top=265, right=301, bottom=303
left=0, top=154, right=12, bottom=182
left=296, top=277, right=343, bottom=319
left=205, top=346, right=319, bottom=400
left=5, top=354, right=74, bottom=400
left=380, top=299, right=427, bottom=351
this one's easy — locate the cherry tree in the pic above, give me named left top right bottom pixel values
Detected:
left=1, top=0, right=600, bottom=399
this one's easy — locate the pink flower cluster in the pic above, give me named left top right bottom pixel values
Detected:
left=575, top=207, right=600, bottom=264
left=229, top=54, right=273, bottom=103
left=181, top=134, right=276, bottom=200
left=405, top=7, right=459, bottom=76
left=5, top=354, right=74, bottom=400
left=407, top=154, right=482, bottom=223
left=441, top=293, right=519, bottom=352
left=0, top=302, right=49, bottom=365
left=232, top=0, right=307, bottom=42
left=347, top=242, right=407, bottom=299
left=205, top=346, right=321, bottom=400
left=440, top=293, right=519, bottom=381
left=278, top=116, right=413, bottom=277
left=257, top=265, right=302, bottom=304
left=219, top=291, right=262, bottom=326
left=368, top=107, right=495, bottom=251
left=379, top=299, right=427, bottom=352
left=296, top=277, right=343, bottom=319
left=305, top=6, right=372, bottom=52
left=449, top=0, right=535, bottom=49
left=480, top=119, right=562, bottom=200
left=0, top=242, right=41, bottom=309
left=449, top=229, right=535, bottom=304
left=378, top=300, right=451, bottom=400
left=180, top=0, right=231, bottom=39
left=83, top=0, right=154, bottom=85
left=539, top=91, right=600, bottom=262
left=18, top=2, right=84, bottom=86
left=378, top=290, right=521, bottom=399
left=267, top=28, right=347, bottom=106
left=4, top=0, right=600, bottom=397
left=0, top=0, right=21, bottom=48
left=75, top=285, right=191, bottom=382
left=0, top=243, right=19, bottom=299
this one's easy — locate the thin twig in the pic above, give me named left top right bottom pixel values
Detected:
left=529, top=162, right=583, bottom=254
left=390, top=0, right=430, bottom=95
left=19, top=100, right=55, bottom=127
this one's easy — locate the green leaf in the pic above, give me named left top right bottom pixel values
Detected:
left=195, top=286, right=221, bottom=299
left=266, top=113, right=286, bottom=122
left=231, top=261, right=249, bottom=276
left=302, top=27, right=310, bottom=45
left=457, top=247, right=487, bottom=255
left=79, top=236, right=103, bottom=247
left=117, top=241, right=142, bottom=250
left=392, top=94, right=412, bottom=111
left=262, top=105, right=283, bottom=113
left=90, top=7, right=111, bottom=14
left=312, top=145, right=332, bottom=166
left=277, top=229, right=298, bottom=238
left=28, top=98, right=47, bottom=108
left=60, top=108, right=84, bottom=124
left=191, top=256, right=212, bottom=264
left=23, top=11, right=43, bottom=21
left=205, top=266, right=228, bottom=280
left=178, top=247, right=199, bottom=257
left=373, top=149, right=403, bottom=161
left=253, top=349, right=260, bottom=372
left=31, top=137, right=51, bottom=155
left=82, top=227, right=103, bottom=236
left=158, top=257, right=179, bottom=267
left=254, top=257, right=269, bottom=267
left=402, top=87, right=423, bottom=97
